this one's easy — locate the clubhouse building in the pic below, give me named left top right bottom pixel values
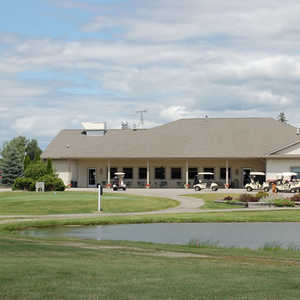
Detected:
left=41, top=118, right=300, bottom=188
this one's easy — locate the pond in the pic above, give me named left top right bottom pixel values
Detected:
left=20, top=223, right=300, bottom=249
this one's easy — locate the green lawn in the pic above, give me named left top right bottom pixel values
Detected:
left=0, top=191, right=178, bottom=215
left=184, top=193, right=242, bottom=209
left=1, top=236, right=300, bottom=300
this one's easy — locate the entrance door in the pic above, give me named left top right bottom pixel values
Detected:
left=88, top=168, right=96, bottom=187
left=242, top=168, right=251, bottom=186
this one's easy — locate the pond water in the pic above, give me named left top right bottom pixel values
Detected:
left=20, top=223, right=300, bottom=249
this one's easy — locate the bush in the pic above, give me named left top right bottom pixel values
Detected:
left=39, top=175, right=65, bottom=191
left=290, top=194, right=300, bottom=202
left=239, top=194, right=259, bottom=202
left=256, top=191, right=269, bottom=200
left=13, top=177, right=35, bottom=191
left=223, top=196, right=233, bottom=201
left=24, top=162, right=48, bottom=180
left=274, top=198, right=295, bottom=207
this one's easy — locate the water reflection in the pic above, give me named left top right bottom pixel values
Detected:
left=20, top=222, right=300, bottom=249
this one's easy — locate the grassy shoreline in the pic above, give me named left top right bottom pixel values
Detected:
left=3, top=209, right=300, bottom=232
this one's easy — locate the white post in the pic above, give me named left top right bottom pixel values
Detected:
left=107, top=160, right=111, bottom=188
left=185, top=160, right=189, bottom=188
left=98, top=185, right=102, bottom=212
left=146, top=160, right=150, bottom=188
left=225, top=160, right=229, bottom=188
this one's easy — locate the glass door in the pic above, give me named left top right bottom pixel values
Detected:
left=88, top=168, right=96, bottom=187
left=242, top=168, right=251, bottom=186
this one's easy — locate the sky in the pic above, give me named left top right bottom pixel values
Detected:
left=1, top=0, right=300, bottom=149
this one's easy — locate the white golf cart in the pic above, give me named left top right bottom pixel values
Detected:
left=245, top=172, right=270, bottom=192
left=274, top=172, right=300, bottom=193
left=112, top=172, right=127, bottom=191
left=193, top=172, right=219, bottom=192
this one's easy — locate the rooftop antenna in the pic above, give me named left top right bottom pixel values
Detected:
left=136, top=110, right=147, bottom=129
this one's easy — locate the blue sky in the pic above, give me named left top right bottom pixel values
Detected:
left=1, top=0, right=300, bottom=149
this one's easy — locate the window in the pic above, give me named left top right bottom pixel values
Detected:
left=188, top=168, right=198, bottom=180
left=155, top=167, right=165, bottom=179
left=123, top=168, right=133, bottom=179
left=220, top=168, right=231, bottom=180
left=291, top=167, right=300, bottom=179
left=110, top=167, right=117, bottom=179
left=171, top=168, right=181, bottom=179
left=139, top=167, right=147, bottom=179
left=204, top=168, right=214, bottom=179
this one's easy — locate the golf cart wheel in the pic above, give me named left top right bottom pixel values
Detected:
left=113, top=187, right=118, bottom=191
left=212, top=187, right=218, bottom=192
left=291, top=189, right=297, bottom=193
left=246, top=186, right=252, bottom=192
left=123, top=187, right=126, bottom=191
left=195, top=186, right=201, bottom=191
left=263, top=187, right=269, bottom=192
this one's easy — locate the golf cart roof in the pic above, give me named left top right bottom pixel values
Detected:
left=114, top=172, right=125, bottom=176
left=250, top=172, right=265, bottom=176
left=198, top=172, right=214, bottom=175
left=281, top=172, right=297, bottom=176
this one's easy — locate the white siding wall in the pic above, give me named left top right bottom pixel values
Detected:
left=266, top=158, right=300, bottom=180
left=52, top=160, right=77, bottom=186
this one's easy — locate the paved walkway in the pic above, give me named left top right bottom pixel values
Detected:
left=1, top=188, right=299, bottom=225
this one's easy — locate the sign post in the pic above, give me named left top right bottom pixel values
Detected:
left=98, top=184, right=103, bottom=212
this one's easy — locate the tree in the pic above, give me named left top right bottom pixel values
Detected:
left=26, top=139, right=42, bottom=161
left=24, top=154, right=31, bottom=171
left=46, top=158, right=54, bottom=175
left=277, top=112, right=288, bottom=123
left=1, top=145, right=23, bottom=184
left=1, top=136, right=27, bottom=163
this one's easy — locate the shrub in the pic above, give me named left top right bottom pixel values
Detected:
left=24, top=161, right=48, bottom=180
left=255, top=191, right=269, bottom=200
left=239, top=194, right=259, bottom=202
left=39, top=175, right=65, bottom=191
left=290, top=193, right=300, bottom=202
left=13, top=177, right=35, bottom=191
left=274, top=198, right=295, bottom=207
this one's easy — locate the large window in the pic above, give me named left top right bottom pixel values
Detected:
left=139, top=167, right=147, bottom=179
left=155, top=167, right=165, bottom=180
left=204, top=168, right=214, bottom=179
left=220, top=168, right=231, bottom=180
left=188, top=168, right=198, bottom=180
left=171, top=168, right=181, bottom=179
left=291, top=167, right=300, bottom=179
left=110, top=167, right=117, bottom=179
left=123, top=167, right=133, bottom=179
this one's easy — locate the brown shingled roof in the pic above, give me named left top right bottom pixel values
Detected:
left=41, top=118, right=300, bottom=159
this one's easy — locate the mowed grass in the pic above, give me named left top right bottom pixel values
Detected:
left=0, top=192, right=178, bottom=215
left=2, top=237, right=300, bottom=300
left=184, top=193, right=242, bottom=209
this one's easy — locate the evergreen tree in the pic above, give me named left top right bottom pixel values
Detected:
left=24, top=154, right=31, bottom=171
left=46, top=158, right=54, bottom=175
left=1, top=145, right=23, bottom=184
left=277, top=112, right=288, bottom=123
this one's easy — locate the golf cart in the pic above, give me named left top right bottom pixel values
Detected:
left=193, top=172, right=219, bottom=191
left=274, top=172, right=300, bottom=193
left=245, top=172, right=270, bottom=192
left=112, top=172, right=127, bottom=191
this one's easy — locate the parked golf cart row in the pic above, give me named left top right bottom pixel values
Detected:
left=245, top=172, right=300, bottom=193
left=192, top=171, right=300, bottom=193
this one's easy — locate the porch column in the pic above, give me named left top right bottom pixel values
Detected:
left=107, top=160, right=111, bottom=188
left=146, top=160, right=150, bottom=188
left=225, top=160, right=229, bottom=188
left=185, top=160, right=189, bottom=188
